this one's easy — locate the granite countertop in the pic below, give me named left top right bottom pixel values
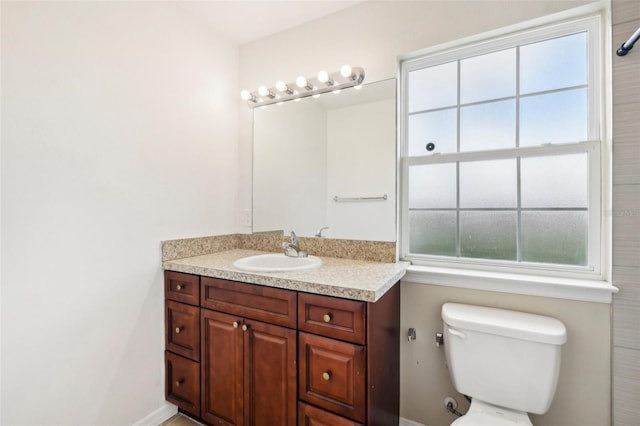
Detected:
left=162, top=249, right=409, bottom=302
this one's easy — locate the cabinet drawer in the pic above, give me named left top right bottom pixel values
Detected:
left=165, top=351, right=200, bottom=418
left=299, top=332, right=366, bottom=423
left=201, top=277, right=297, bottom=329
left=165, top=271, right=200, bottom=306
left=165, top=300, right=200, bottom=361
left=298, top=293, right=366, bottom=344
left=298, top=402, right=363, bottom=426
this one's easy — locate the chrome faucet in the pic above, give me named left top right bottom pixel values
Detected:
left=315, top=226, right=329, bottom=238
left=282, top=231, right=308, bottom=258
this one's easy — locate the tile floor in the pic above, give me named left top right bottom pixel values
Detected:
left=160, top=413, right=203, bottom=426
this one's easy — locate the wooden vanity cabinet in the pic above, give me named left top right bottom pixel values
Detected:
left=164, top=270, right=400, bottom=426
left=165, top=272, right=201, bottom=417
left=200, top=277, right=297, bottom=426
left=298, top=285, right=400, bottom=426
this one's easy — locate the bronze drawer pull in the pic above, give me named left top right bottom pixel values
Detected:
left=322, top=372, right=331, bottom=381
left=323, top=314, right=332, bottom=323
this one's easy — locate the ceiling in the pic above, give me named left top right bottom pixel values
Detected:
left=178, top=0, right=365, bottom=45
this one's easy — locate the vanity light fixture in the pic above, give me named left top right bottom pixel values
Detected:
left=296, top=76, right=314, bottom=91
left=340, top=64, right=357, bottom=80
left=317, top=70, right=335, bottom=86
left=258, top=85, right=276, bottom=99
left=240, top=64, right=365, bottom=108
left=276, top=80, right=294, bottom=95
left=240, top=89, right=258, bottom=103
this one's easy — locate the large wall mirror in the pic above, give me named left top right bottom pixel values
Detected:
left=252, top=78, right=396, bottom=241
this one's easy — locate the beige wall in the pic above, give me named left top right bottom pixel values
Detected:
left=240, top=1, right=611, bottom=425
left=401, top=283, right=611, bottom=426
left=1, top=2, right=239, bottom=424
left=238, top=0, right=600, bottom=232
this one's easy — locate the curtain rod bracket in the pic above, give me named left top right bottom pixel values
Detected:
left=617, top=27, right=640, bottom=57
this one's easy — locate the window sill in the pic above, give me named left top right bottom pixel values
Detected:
left=403, top=265, right=618, bottom=303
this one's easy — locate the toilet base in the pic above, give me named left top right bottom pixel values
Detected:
left=450, top=399, right=533, bottom=426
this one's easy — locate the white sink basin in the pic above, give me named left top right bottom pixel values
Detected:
left=233, top=253, right=322, bottom=272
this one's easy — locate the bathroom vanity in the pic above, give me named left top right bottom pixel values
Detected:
left=163, top=249, right=407, bottom=426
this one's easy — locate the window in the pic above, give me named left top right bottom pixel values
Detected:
left=400, top=15, right=605, bottom=281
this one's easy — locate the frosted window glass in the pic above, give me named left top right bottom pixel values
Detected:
left=521, top=32, right=587, bottom=94
left=460, top=211, right=517, bottom=260
left=460, top=159, right=517, bottom=208
left=522, top=211, right=587, bottom=265
left=460, top=100, right=516, bottom=151
left=409, top=211, right=456, bottom=255
left=460, top=48, right=516, bottom=104
left=520, top=89, right=587, bottom=146
left=408, top=62, right=457, bottom=112
left=521, top=153, right=588, bottom=208
left=408, top=164, right=457, bottom=208
left=408, top=109, right=457, bottom=156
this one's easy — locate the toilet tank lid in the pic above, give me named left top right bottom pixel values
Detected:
left=442, top=303, right=567, bottom=345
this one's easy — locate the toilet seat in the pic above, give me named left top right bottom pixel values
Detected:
left=449, top=400, right=533, bottom=426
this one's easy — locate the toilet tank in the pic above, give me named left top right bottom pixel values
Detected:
left=442, top=303, right=567, bottom=415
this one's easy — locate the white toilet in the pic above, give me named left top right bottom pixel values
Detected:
left=441, top=303, right=567, bottom=426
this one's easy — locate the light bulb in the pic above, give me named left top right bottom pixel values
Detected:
left=276, top=81, right=287, bottom=92
left=295, top=76, right=307, bottom=88
left=340, top=64, right=352, bottom=78
left=318, top=71, right=329, bottom=83
left=240, top=90, right=252, bottom=100
left=258, top=86, right=269, bottom=97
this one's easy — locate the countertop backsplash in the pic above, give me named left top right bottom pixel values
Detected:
left=162, top=232, right=396, bottom=263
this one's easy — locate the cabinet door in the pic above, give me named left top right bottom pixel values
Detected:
left=244, top=319, right=297, bottom=426
left=299, top=332, right=366, bottom=423
left=298, top=402, right=362, bottom=426
left=165, top=351, right=200, bottom=417
left=166, top=300, right=200, bottom=361
left=201, top=309, right=244, bottom=426
left=298, top=293, right=365, bottom=344
left=201, top=277, right=297, bottom=328
left=165, top=271, right=200, bottom=306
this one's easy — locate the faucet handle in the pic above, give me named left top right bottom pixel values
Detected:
left=315, top=226, right=329, bottom=238
left=290, top=231, right=298, bottom=245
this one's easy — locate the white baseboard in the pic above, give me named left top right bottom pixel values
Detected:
left=400, top=417, right=427, bottom=426
left=132, top=402, right=177, bottom=426
left=134, top=405, right=420, bottom=426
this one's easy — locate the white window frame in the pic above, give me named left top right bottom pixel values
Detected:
left=398, top=6, right=615, bottom=302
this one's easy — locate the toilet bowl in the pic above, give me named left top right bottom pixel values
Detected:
left=441, top=303, right=567, bottom=426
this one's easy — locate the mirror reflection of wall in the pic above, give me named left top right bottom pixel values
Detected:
left=253, top=79, right=396, bottom=241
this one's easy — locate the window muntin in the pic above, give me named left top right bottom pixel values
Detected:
left=400, top=16, right=603, bottom=279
